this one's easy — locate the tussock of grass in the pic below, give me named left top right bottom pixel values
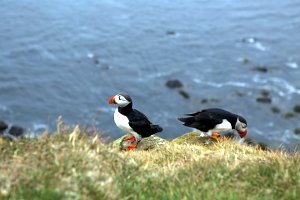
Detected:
left=0, top=133, right=299, bottom=200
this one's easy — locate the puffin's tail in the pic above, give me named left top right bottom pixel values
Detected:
left=178, top=117, right=194, bottom=126
left=150, top=125, right=163, bottom=134
left=142, top=125, right=163, bottom=138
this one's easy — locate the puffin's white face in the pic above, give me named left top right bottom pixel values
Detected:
left=108, top=94, right=131, bottom=107
left=235, top=118, right=248, bottom=138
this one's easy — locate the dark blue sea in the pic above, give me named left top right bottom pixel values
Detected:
left=1, top=0, right=300, bottom=149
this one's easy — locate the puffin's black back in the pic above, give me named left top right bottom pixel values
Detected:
left=118, top=104, right=163, bottom=138
left=128, top=109, right=163, bottom=137
left=178, top=108, right=238, bottom=132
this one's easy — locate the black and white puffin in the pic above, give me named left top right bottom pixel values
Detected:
left=108, top=93, right=163, bottom=150
left=178, top=108, right=248, bottom=142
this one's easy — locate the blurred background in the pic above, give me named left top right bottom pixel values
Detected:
left=0, top=0, right=299, bottom=149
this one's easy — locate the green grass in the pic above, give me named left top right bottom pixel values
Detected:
left=0, top=133, right=299, bottom=200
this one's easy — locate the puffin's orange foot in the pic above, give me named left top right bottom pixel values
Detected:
left=123, top=136, right=135, bottom=142
left=127, top=144, right=138, bottom=151
left=210, top=133, right=227, bottom=141
left=210, top=133, right=221, bottom=139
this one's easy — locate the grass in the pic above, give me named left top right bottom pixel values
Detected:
left=0, top=131, right=299, bottom=200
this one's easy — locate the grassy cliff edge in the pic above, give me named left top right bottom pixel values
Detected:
left=0, top=133, right=299, bottom=200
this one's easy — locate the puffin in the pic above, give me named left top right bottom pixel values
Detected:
left=108, top=93, right=163, bottom=150
left=178, top=108, right=248, bottom=141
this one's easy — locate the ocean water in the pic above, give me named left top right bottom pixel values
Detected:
left=0, top=0, right=300, bottom=149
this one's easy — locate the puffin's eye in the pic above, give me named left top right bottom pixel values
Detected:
left=118, top=96, right=122, bottom=100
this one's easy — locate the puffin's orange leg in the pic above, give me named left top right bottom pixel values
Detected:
left=211, top=133, right=221, bottom=139
left=127, top=145, right=137, bottom=151
left=210, top=133, right=227, bottom=141
left=123, top=135, right=135, bottom=142
left=127, top=141, right=140, bottom=151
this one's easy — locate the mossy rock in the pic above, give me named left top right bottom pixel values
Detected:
left=172, top=132, right=216, bottom=145
left=112, top=134, right=168, bottom=151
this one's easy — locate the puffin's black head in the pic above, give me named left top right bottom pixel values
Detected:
left=235, top=115, right=248, bottom=138
left=108, top=93, right=132, bottom=107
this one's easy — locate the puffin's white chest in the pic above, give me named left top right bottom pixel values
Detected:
left=114, top=108, right=133, bottom=133
left=213, top=119, right=232, bottom=131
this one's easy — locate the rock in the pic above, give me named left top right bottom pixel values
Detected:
left=256, top=89, right=272, bottom=104
left=260, top=89, right=270, bottom=97
left=0, top=121, right=8, bottom=134
left=165, top=80, right=190, bottom=99
left=166, top=30, right=176, bottom=35
left=209, top=98, right=220, bottom=103
left=256, top=97, right=272, bottom=104
left=172, top=132, right=216, bottom=146
left=112, top=134, right=168, bottom=151
left=271, top=106, right=281, bottom=114
left=8, top=125, right=25, bottom=137
left=283, top=112, right=295, bottom=120
left=201, top=99, right=208, bottom=104
left=165, top=79, right=183, bottom=89
left=252, top=66, right=268, bottom=73
left=234, top=91, right=245, bottom=97
left=200, top=98, right=220, bottom=104
left=178, top=90, right=190, bottom=99
left=293, top=105, right=300, bottom=113
left=294, top=128, right=300, bottom=135
left=243, top=58, right=250, bottom=64
left=223, top=132, right=236, bottom=139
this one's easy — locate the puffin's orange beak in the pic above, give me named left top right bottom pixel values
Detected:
left=108, top=96, right=116, bottom=104
left=239, top=130, right=248, bottom=138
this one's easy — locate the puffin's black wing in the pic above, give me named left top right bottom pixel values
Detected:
left=128, top=109, right=163, bottom=137
left=178, top=109, right=224, bottom=132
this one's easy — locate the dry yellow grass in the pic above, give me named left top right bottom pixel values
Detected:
left=0, top=132, right=299, bottom=200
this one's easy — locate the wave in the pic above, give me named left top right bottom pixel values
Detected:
left=193, top=78, right=249, bottom=88
left=193, top=75, right=300, bottom=97
left=252, top=75, right=300, bottom=96
left=0, top=104, right=8, bottom=112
